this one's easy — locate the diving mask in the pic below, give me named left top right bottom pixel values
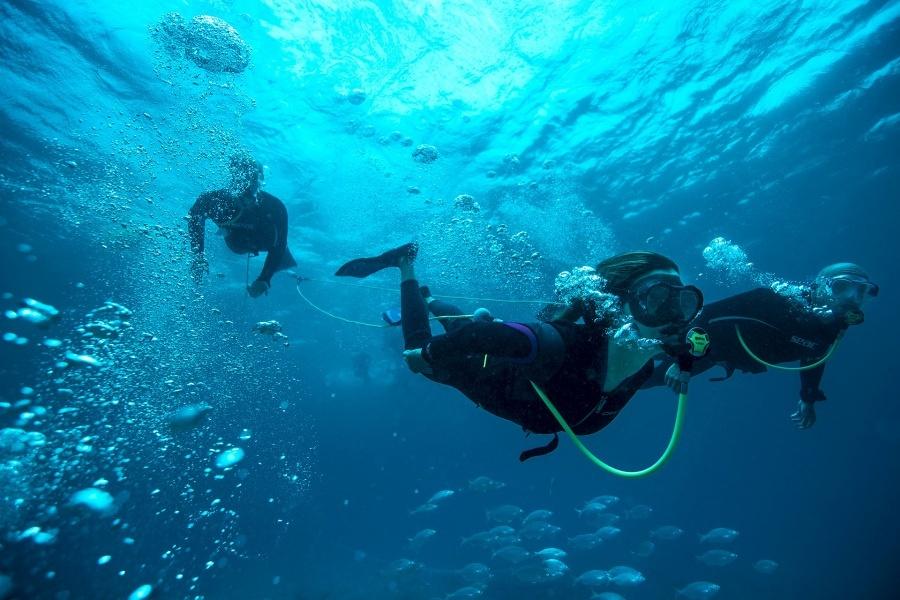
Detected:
left=628, top=276, right=703, bottom=328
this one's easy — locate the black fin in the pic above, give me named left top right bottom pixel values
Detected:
left=335, top=243, right=418, bottom=278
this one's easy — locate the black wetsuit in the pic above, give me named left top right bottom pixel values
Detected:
left=402, top=280, right=654, bottom=453
left=645, top=288, right=846, bottom=402
left=188, top=190, right=295, bottom=284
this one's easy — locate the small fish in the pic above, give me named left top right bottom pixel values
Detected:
left=486, top=504, right=524, bottom=524
left=535, top=547, right=567, bottom=560
left=753, top=559, right=778, bottom=575
left=515, top=562, right=561, bottom=585
left=409, top=503, right=439, bottom=516
left=446, top=586, right=482, bottom=600
left=491, top=545, right=530, bottom=563
left=608, top=565, right=645, bottom=587
left=650, top=525, right=684, bottom=541
left=575, top=569, right=609, bottom=587
left=523, top=509, right=553, bottom=524
left=596, top=525, right=622, bottom=540
left=568, top=533, right=602, bottom=550
left=407, top=529, right=436, bottom=550
left=593, top=513, right=622, bottom=527
left=492, top=534, right=520, bottom=547
left=467, top=476, right=506, bottom=492
left=519, top=521, right=561, bottom=541
left=460, top=531, right=493, bottom=547
left=576, top=501, right=608, bottom=518
left=589, top=494, right=620, bottom=506
left=427, top=489, right=455, bottom=504
left=699, top=528, right=739, bottom=544
left=488, top=525, right=516, bottom=536
left=625, top=504, right=653, bottom=520
left=458, top=562, right=491, bottom=584
left=387, top=558, right=420, bottom=574
left=697, top=549, right=738, bottom=567
left=543, top=558, right=568, bottom=571
left=677, top=581, right=721, bottom=599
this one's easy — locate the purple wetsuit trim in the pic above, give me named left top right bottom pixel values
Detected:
left=502, top=322, right=538, bottom=364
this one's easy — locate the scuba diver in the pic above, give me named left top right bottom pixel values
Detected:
left=645, top=262, right=878, bottom=429
left=188, top=153, right=297, bottom=297
left=335, top=243, right=705, bottom=461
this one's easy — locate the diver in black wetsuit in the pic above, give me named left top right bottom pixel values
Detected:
left=645, top=262, right=878, bottom=429
left=188, top=153, right=296, bottom=298
left=335, top=244, right=704, bottom=460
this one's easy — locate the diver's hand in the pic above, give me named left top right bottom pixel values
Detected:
left=190, top=256, right=209, bottom=284
left=247, top=279, right=270, bottom=298
left=403, top=348, right=433, bottom=375
left=664, top=363, right=690, bottom=394
left=791, top=400, right=817, bottom=429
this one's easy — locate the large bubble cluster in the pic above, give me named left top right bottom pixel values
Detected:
left=553, top=267, right=659, bottom=350
left=553, top=266, right=615, bottom=315
left=420, top=193, right=545, bottom=298
left=1, top=237, right=315, bottom=597
left=702, top=237, right=812, bottom=308
left=701, top=237, right=755, bottom=284
left=151, top=13, right=251, bottom=74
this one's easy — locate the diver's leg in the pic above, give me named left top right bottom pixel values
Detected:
left=399, top=257, right=432, bottom=350
left=421, top=287, right=470, bottom=333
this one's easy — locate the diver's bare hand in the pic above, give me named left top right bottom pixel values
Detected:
left=664, top=363, right=689, bottom=394
left=403, top=348, right=433, bottom=375
left=247, top=279, right=270, bottom=298
left=791, top=400, right=817, bottom=429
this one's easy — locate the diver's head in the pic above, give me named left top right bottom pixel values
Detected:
left=813, top=262, right=878, bottom=325
left=473, top=308, right=494, bottom=322
left=227, top=152, right=264, bottom=206
left=596, top=251, right=703, bottom=341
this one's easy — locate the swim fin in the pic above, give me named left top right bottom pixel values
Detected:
left=335, top=242, right=418, bottom=278
left=278, top=246, right=298, bottom=271
left=382, top=307, right=402, bottom=326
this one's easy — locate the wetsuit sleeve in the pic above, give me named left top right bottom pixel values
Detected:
left=799, top=364, right=827, bottom=403
left=425, top=321, right=534, bottom=363
left=188, top=193, right=215, bottom=255
left=797, top=319, right=843, bottom=403
left=257, top=196, right=289, bottom=284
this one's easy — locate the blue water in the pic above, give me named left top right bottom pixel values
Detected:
left=1, top=1, right=899, bottom=598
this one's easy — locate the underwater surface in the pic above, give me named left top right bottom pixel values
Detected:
left=1, top=0, right=899, bottom=598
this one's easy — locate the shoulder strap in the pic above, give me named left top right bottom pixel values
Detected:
left=519, top=433, right=559, bottom=462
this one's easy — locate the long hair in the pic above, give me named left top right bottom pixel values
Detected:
left=596, top=251, right=680, bottom=297
left=578, top=251, right=680, bottom=324
left=543, top=251, right=681, bottom=324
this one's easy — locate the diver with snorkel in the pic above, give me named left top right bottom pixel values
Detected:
left=335, top=243, right=709, bottom=474
left=644, top=262, right=878, bottom=429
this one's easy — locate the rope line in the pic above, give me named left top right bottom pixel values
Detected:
left=296, top=275, right=562, bottom=305
left=295, top=285, right=478, bottom=329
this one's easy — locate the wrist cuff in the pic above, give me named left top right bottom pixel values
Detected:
left=800, top=388, right=825, bottom=403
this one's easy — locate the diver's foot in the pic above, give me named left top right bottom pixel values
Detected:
left=335, top=242, right=418, bottom=278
